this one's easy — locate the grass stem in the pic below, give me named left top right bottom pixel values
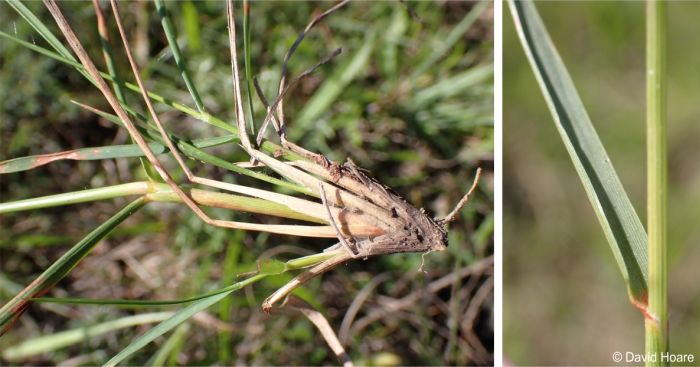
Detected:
left=645, top=0, right=668, bottom=363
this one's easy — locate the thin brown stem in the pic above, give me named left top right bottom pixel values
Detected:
left=270, top=0, right=351, bottom=145
left=444, top=167, right=483, bottom=223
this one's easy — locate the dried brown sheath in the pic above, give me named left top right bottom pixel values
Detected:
left=262, top=156, right=453, bottom=311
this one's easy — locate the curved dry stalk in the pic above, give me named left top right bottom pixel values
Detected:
left=270, top=296, right=354, bottom=367
left=462, top=276, right=494, bottom=354
left=255, top=47, right=343, bottom=148
left=444, top=167, right=483, bottom=223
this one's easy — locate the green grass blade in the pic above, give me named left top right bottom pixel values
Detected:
left=32, top=251, right=340, bottom=308
left=0, top=135, right=235, bottom=174
left=154, top=0, right=205, bottom=113
left=92, top=9, right=122, bottom=102
left=103, top=274, right=264, bottom=367
left=412, top=64, right=493, bottom=107
left=0, top=183, right=149, bottom=214
left=645, top=0, right=668, bottom=362
left=32, top=278, right=259, bottom=307
left=0, top=198, right=147, bottom=336
left=291, top=29, right=377, bottom=138
left=0, top=145, right=166, bottom=174
left=2, top=312, right=174, bottom=361
left=92, top=0, right=126, bottom=103
left=508, top=0, right=648, bottom=302
left=0, top=181, right=323, bottom=223
left=103, top=250, right=342, bottom=365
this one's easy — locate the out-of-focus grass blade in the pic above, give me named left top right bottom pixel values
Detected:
left=412, top=64, right=493, bottom=107
left=154, top=0, right=205, bottom=113
left=1, top=234, right=72, bottom=249
left=379, top=5, right=407, bottom=79
left=411, top=0, right=490, bottom=79
left=6, top=0, right=91, bottom=83
left=181, top=2, right=201, bottom=51
left=2, top=312, right=174, bottom=361
left=217, top=234, right=242, bottom=364
left=508, top=0, right=648, bottom=303
left=0, top=198, right=147, bottom=336
left=291, top=29, right=377, bottom=138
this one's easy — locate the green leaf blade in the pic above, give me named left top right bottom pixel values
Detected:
left=0, top=198, right=147, bottom=336
left=103, top=274, right=266, bottom=367
left=508, top=0, right=648, bottom=302
left=154, top=0, right=205, bottom=113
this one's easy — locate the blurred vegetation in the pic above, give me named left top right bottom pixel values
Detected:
left=0, top=1, right=493, bottom=365
left=504, top=1, right=700, bottom=364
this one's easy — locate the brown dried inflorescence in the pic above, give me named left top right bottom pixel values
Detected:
left=41, top=0, right=479, bottom=326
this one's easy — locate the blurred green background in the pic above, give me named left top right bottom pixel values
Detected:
left=1, top=1, right=493, bottom=365
left=504, top=1, right=700, bottom=364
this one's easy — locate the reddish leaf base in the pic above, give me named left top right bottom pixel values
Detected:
left=630, top=292, right=658, bottom=323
